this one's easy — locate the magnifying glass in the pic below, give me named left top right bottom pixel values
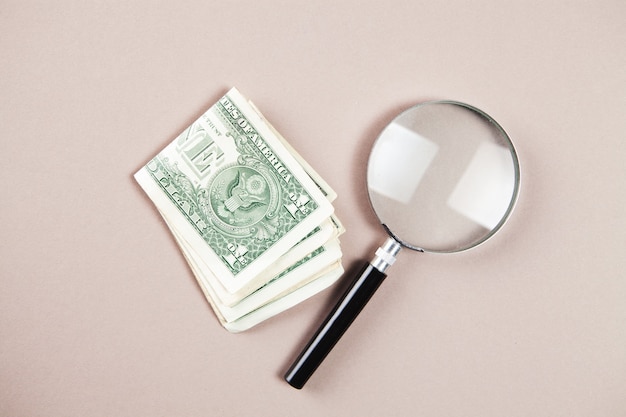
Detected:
left=284, top=101, right=520, bottom=389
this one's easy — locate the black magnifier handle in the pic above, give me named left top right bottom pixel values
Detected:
left=284, top=237, right=402, bottom=389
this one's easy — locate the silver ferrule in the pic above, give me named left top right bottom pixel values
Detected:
left=370, top=237, right=402, bottom=273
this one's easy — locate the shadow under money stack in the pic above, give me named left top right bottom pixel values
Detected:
left=135, top=88, right=344, bottom=332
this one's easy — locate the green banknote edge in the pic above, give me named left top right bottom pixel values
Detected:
left=163, top=206, right=343, bottom=325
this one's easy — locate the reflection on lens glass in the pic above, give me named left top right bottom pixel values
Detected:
left=368, top=123, right=440, bottom=204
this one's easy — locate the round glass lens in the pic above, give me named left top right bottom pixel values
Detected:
left=367, top=101, right=520, bottom=253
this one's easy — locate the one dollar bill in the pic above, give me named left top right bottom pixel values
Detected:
left=135, top=88, right=334, bottom=296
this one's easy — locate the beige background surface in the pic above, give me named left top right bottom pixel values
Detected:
left=1, top=1, right=625, bottom=416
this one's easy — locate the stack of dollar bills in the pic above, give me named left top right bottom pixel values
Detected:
left=135, top=88, right=344, bottom=332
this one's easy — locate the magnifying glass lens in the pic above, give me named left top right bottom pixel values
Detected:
left=368, top=102, right=519, bottom=252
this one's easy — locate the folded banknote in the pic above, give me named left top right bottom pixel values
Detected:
left=135, top=87, right=344, bottom=331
